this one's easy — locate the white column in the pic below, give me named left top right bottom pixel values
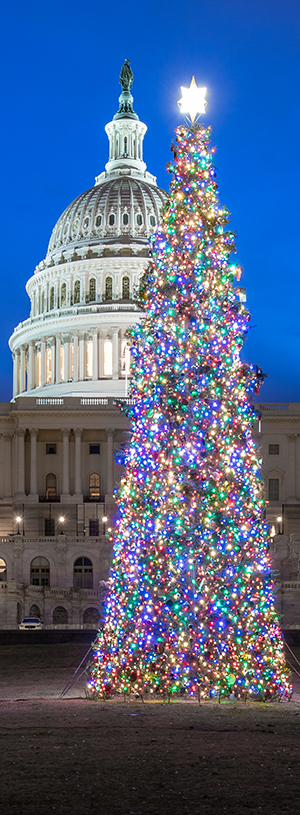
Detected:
left=28, top=342, right=35, bottom=390
left=63, top=337, right=70, bottom=382
left=41, top=338, right=46, bottom=386
left=92, top=331, right=98, bottom=380
left=74, top=428, right=83, bottom=498
left=99, top=333, right=104, bottom=378
left=79, top=333, right=85, bottom=380
left=112, top=327, right=119, bottom=380
left=106, top=428, right=114, bottom=498
left=16, top=428, right=26, bottom=497
left=50, top=340, right=55, bottom=384
left=3, top=434, right=12, bottom=498
left=73, top=334, right=79, bottom=382
left=56, top=335, right=61, bottom=383
left=20, top=345, right=26, bottom=393
left=13, top=351, right=20, bottom=397
left=29, top=428, right=38, bottom=499
left=61, top=428, right=70, bottom=499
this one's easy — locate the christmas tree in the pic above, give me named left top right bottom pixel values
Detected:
left=88, top=82, right=290, bottom=702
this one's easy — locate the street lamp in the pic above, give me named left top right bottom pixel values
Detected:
left=59, top=515, right=65, bottom=535
left=102, top=515, right=108, bottom=535
left=16, top=515, right=21, bottom=535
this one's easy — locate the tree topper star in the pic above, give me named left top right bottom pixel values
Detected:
left=178, top=77, right=207, bottom=123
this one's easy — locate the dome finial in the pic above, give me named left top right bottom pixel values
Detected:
left=114, top=59, right=138, bottom=121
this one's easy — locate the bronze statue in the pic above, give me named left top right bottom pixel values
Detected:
left=120, top=59, right=133, bottom=92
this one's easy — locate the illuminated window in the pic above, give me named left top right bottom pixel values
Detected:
left=105, top=277, right=112, bottom=300
left=70, top=343, right=74, bottom=378
left=46, top=473, right=57, bottom=501
left=50, top=287, right=54, bottom=310
left=89, top=473, right=100, bottom=500
left=122, top=276, right=130, bottom=299
left=0, top=558, right=7, bottom=582
left=60, top=345, right=64, bottom=381
left=104, top=340, right=112, bottom=376
left=37, top=351, right=41, bottom=387
left=73, top=557, right=93, bottom=589
left=74, top=280, right=80, bottom=304
left=121, top=340, right=130, bottom=376
left=31, top=557, right=50, bottom=586
left=61, top=283, right=66, bottom=306
left=86, top=340, right=93, bottom=377
left=268, top=478, right=279, bottom=501
left=89, top=278, right=96, bottom=302
left=46, top=348, right=51, bottom=383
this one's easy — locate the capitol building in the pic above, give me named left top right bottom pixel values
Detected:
left=0, top=62, right=300, bottom=630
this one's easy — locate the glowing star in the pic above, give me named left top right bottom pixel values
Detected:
left=178, top=76, right=207, bottom=123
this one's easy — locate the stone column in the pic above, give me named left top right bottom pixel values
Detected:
left=73, top=334, right=79, bottom=382
left=20, top=345, right=26, bottom=393
left=106, top=428, right=115, bottom=499
left=3, top=434, right=13, bottom=498
left=41, top=338, right=46, bottom=387
left=112, top=326, right=119, bottom=380
left=13, top=350, right=20, bottom=397
left=50, top=339, right=55, bottom=384
left=79, top=333, right=85, bottom=380
left=61, top=428, right=70, bottom=500
left=74, top=428, right=83, bottom=499
left=29, top=428, right=39, bottom=500
left=16, top=428, right=26, bottom=499
left=28, top=342, right=35, bottom=391
left=99, top=333, right=104, bottom=378
left=63, top=336, right=70, bottom=382
left=56, top=335, right=61, bottom=384
left=92, top=330, right=98, bottom=380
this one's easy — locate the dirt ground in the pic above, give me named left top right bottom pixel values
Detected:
left=1, top=643, right=300, bottom=815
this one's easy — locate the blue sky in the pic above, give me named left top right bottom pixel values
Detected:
left=0, top=0, right=299, bottom=401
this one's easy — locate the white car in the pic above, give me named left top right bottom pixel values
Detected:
left=19, top=617, right=44, bottom=630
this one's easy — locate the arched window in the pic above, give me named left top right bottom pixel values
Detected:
left=50, top=287, right=54, bottom=310
left=136, top=213, right=142, bottom=226
left=89, top=278, right=96, bottom=302
left=89, top=473, right=100, bottom=500
left=105, top=276, right=112, bottom=300
left=41, top=292, right=44, bottom=313
left=30, top=557, right=50, bottom=587
left=121, top=340, right=130, bottom=376
left=60, top=346, right=64, bottom=381
left=46, top=348, right=51, bottom=383
left=109, top=213, right=115, bottom=226
left=0, top=557, right=7, bottom=581
left=53, top=606, right=68, bottom=625
left=124, top=136, right=127, bottom=155
left=29, top=604, right=41, bottom=618
left=96, top=214, right=102, bottom=227
left=122, top=276, right=130, bottom=299
left=150, top=215, right=156, bottom=227
left=86, top=340, right=93, bottom=377
left=74, top=280, right=80, bottom=304
left=103, top=340, right=112, bottom=376
left=37, top=351, right=41, bottom=387
left=46, top=472, right=57, bottom=501
left=61, top=283, right=66, bottom=307
left=83, top=607, right=99, bottom=627
left=123, top=212, right=129, bottom=225
left=73, top=557, right=93, bottom=589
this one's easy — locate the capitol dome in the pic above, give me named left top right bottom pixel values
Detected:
left=9, top=62, right=167, bottom=400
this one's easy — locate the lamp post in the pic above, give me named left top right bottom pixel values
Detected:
left=102, top=515, right=108, bottom=535
left=16, top=515, right=21, bottom=535
left=59, top=515, right=65, bottom=535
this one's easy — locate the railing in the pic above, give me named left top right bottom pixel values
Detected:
left=280, top=582, right=300, bottom=590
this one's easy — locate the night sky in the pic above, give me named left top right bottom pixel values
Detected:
left=0, top=0, right=299, bottom=402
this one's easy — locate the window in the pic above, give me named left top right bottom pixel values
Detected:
left=96, top=214, right=102, bottom=227
left=121, top=340, right=130, bottom=376
left=109, top=213, right=115, bottom=225
left=30, top=557, right=50, bottom=586
left=45, top=518, right=55, bottom=536
left=50, top=287, right=54, bottom=310
left=89, top=519, right=99, bottom=536
left=37, top=351, right=41, bottom=387
left=61, top=283, right=66, bottom=307
left=136, top=213, right=142, bottom=225
left=74, top=280, right=80, bottom=304
left=41, top=292, right=44, bottom=313
left=86, top=341, right=93, bottom=377
left=269, top=444, right=279, bottom=455
left=53, top=606, right=68, bottom=625
left=84, top=217, right=89, bottom=228
left=89, top=278, right=96, bottom=302
left=0, top=557, right=7, bottom=582
left=73, top=557, right=93, bottom=589
left=60, top=346, right=64, bottom=381
left=124, top=136, right=127, bottom=155
left=89, top=444, right=100, bottom=455
left=104, top=340, right=112, bottom=376
left=46, top=443, right=56, bottom=455
left=46, top=472, right=57, bottom=501
left=89, top=473, right=100, bottom=500
left=46, top=348, right=51, bottom=384
left=29, top=604, right=41, bottom=618
left=122, top=276, right=130, bottom=299
left=268, top=478, right=279, bottom=501
left=83, top=607, right=99, bottom=626
left=73, top=219, right=78, bottom=232
left=150, top=215, right=155, bottom=227
left=105, top=277, right=112, bottom=300
left=123, top=212, right=129, bottom=225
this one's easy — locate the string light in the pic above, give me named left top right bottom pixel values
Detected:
left=88, top=121, right=291, bottom=702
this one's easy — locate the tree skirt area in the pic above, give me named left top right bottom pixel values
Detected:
left=0, top=643, right=300, bottom=815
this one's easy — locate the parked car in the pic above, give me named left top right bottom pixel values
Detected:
left=19, top=617, right=43, bottom=630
